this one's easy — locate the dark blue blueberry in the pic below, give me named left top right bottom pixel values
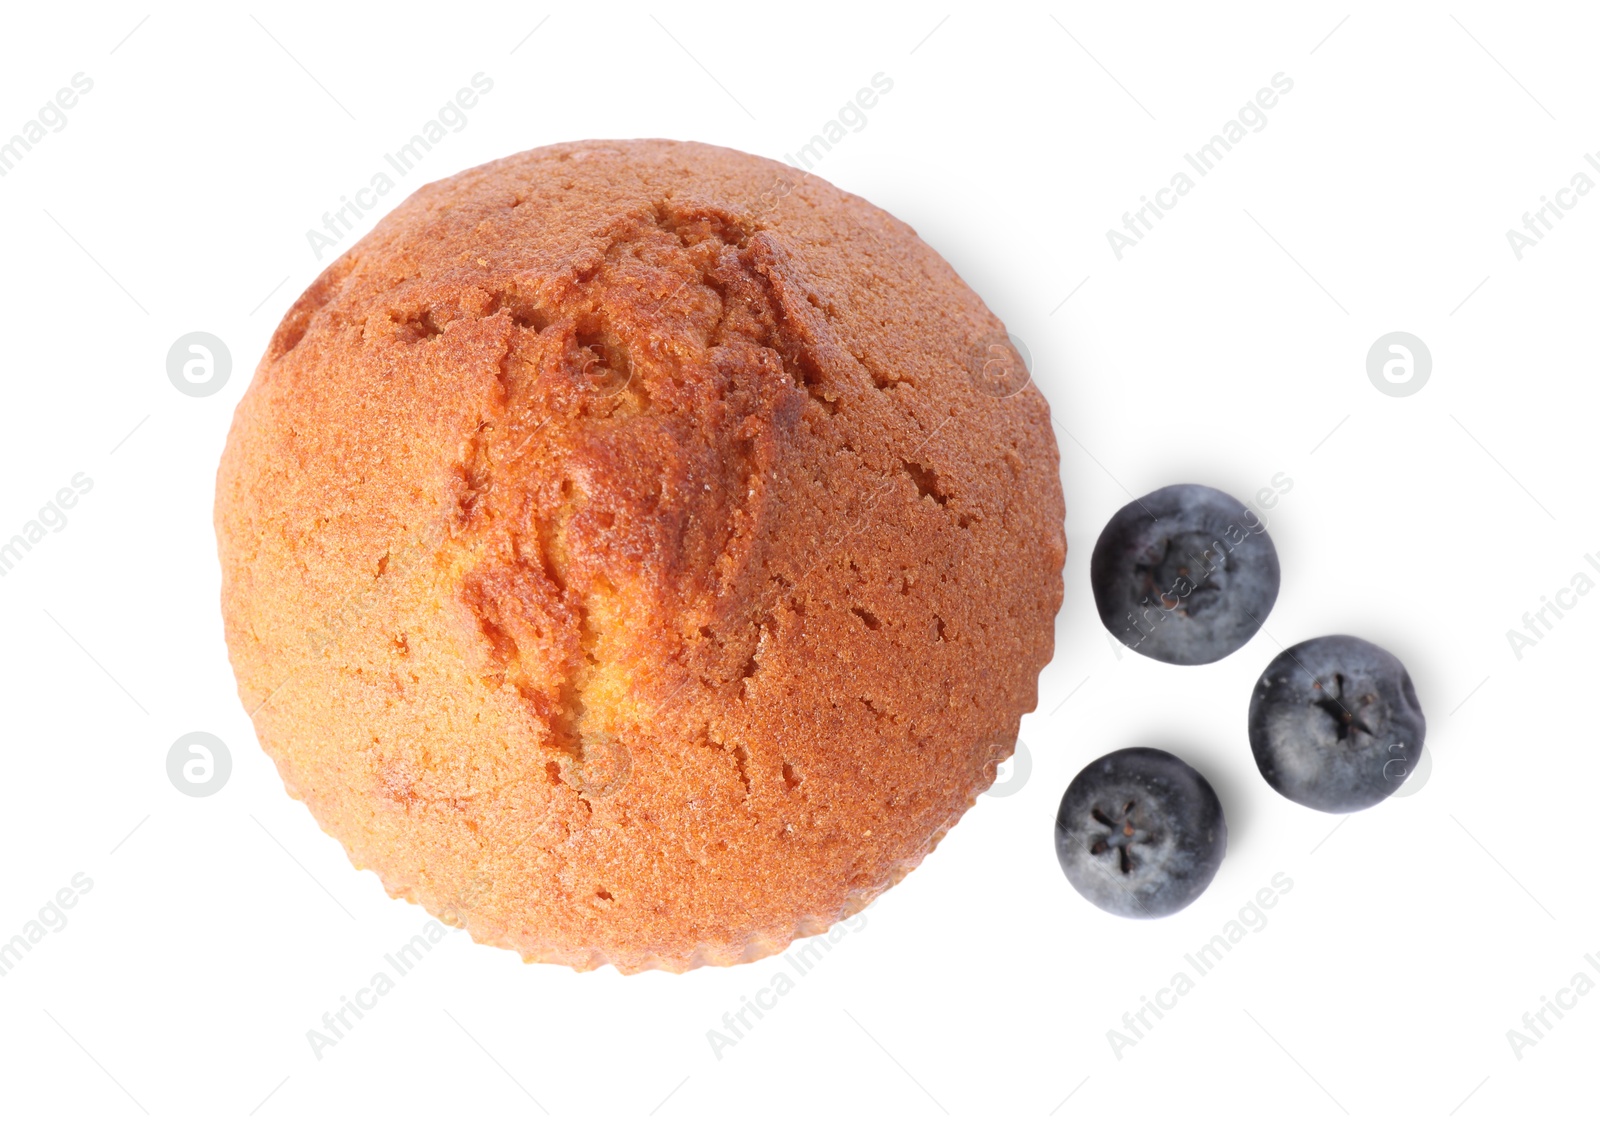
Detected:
left=1054, top=748, right=1227, bottom=918
left=1249, top=635, right=1426, bottom=813
left=1090, top=484, right=1280, bottom=665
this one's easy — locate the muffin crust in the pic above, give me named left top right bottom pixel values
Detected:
left=216, top=140, right=1065, bottom=972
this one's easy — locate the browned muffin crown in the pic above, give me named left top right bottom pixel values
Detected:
left=216, top=139, right=1064, bottom=972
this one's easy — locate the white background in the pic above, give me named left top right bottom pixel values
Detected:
left=0, top=2, right=1594, bottom=1126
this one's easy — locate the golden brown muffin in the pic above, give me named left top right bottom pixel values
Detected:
left=216, top=139, right=1064, bottom=973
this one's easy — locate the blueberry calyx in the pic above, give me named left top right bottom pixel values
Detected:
left=1088, top=800, right=1149, bottom=875
left=1311, top=674, right=1375, bottom=743
left=1137, top=535, right=1225, bottom=619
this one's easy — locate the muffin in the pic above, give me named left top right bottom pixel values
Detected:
left=215, top=139, right=1065, bottom=972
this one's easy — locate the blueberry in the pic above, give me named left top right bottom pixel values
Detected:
left=1248, top=635, right=1426, bottom=813
left=1090, top=484, right=1280, bottom=665
left=1054, top=748, right=1227, bottom=918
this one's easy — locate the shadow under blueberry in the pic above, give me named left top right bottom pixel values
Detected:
left=1136, top=732, right=1256, bottom=866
